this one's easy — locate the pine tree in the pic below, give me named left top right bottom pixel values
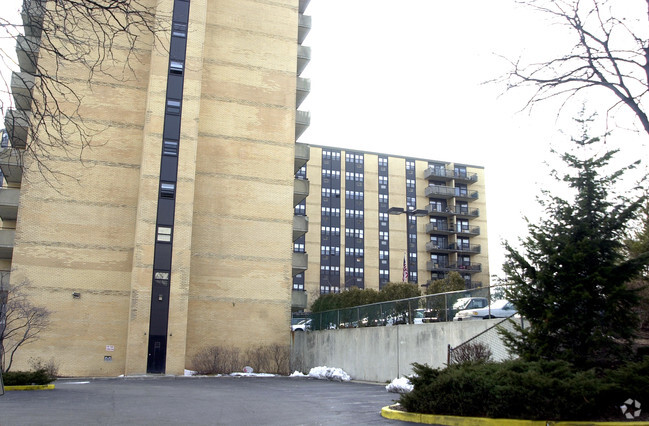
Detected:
left=501, top=115, right=649, bottom=369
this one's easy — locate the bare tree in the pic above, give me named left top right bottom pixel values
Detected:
left=501, top=0, right=649, bottom=135
left=0, top=0, right=166, bottom=181
left=0, top=280, right=50, bottom=372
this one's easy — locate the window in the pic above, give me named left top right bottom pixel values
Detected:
left=379, top=231, right=389, bottom=241
left=406, top=160, right=415, bottom=171
left=456, top=184, right=468, bottom=196
left=157, top=226, right=172, bottom=242
left=172, top=22, right=187, bottom=37
left=166, top=99, right=181, bottom=115
left=406, top=196, right=416, bottom=207
left=294, top=203, right=305, bottom=215
left=154, top=271, right=170, bottom=286
left=294, top=243, right=305, bottom=253
left=163, top=140, right=178, bottom=156
left=379, top=194, right=388, bottom=203
left=457, top=219, right=469, bottom=232
left=169, top=60, right=184, bottom=74
left=378, top=157, right=388, bottom=167
left=160, top=182, right=175, bottom=198
left=406, top=179, right=416, bottom=189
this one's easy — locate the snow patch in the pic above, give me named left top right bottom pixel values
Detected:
left=184, top=369, right=197, bottom=376
left=386, top=377, right=413, bottom=394
left=290, top=371, right=307, bottom=377
left=229, top=372, right=276, bottom=377
left=307, top=366, right=351, bottom=382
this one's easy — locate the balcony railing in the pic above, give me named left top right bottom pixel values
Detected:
left=426, top=261, right=481, bottom=273
left=292, top=251, right=308, bottom=276
left=424, top=167, right=454, bottom=181
left=453, top=171, right=478, bottom=184
left=11, top=72, right=34, bottom=111
left=425, top=241, right=453, bottom=252
left=0, top=188, right=20, bottom=221
left=296, top=77, right=311, bottom=108
left=426, top=204, right=479, bottom=218
left=297, top=45, right=311, bottom=75
left=293, top=177, right=309, bottom=206
left=298, top=14, right=312, bottom=44
left=295, top=110, right=310, bottom=140
left=4, top=109, right=30, bottom=149
left=293, top=214, right=309, bottom=241
left=425, top=222, right=454, bottom=234
left=294, top=142, right=310, bottom=174
left=16, top=35, right=39, bottom=74
left=456, top=225, right=480, bottom=236
left=455, top=190, right=479, bottom=201
left=450, top=243, right=481, bottom=254
left=425, top=185, right=456, bottom=198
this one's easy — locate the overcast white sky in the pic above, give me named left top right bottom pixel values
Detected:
left=0, top=0, right=647, bottom=283
left=298, top=0, right=649, bottom=281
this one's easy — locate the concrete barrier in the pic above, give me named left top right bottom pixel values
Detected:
left=290, top=319, right=517, bottom=382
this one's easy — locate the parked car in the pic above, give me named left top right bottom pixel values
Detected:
left=291, top=318, right=312, bottom=331
left=453, top=299, right=517, bottom=321
left=452, top=297, right=489, bottom=311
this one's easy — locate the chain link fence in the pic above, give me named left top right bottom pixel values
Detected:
left=308, top=287, right=492, bottom=331
left=447, top=315, right=527, bottom=365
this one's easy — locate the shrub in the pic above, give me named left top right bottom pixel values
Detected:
left=2, top=369, right=55, bottom=386
left=399, top=358, right=649, bottom=421
left=191, top=346, right=241, bottom=375
left=450, top=342, right=493, bottom=364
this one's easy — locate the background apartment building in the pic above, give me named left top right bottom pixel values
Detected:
left=292, top=145, right=489, bottom=311
left=1, top=0, right=312, bottom=376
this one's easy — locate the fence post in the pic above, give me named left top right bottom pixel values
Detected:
left=444, top=293, right=448, bottom=322
left=447, top=344, right=451, bottom=366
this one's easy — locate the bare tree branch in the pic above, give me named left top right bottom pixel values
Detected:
left=0, top=0, right=169, bottom=183
left=0, top=279, right=50, bottom=372
left=501, top=0, right=649, bottom=135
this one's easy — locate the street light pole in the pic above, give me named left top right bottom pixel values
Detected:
left=387, top=206, right=427, bottom=283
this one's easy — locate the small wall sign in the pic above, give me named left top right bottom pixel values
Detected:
left=106, top=345, right=114, bottom=352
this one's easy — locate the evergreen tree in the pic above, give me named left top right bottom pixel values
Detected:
left=501, top=116, right=649, bottom=369
left=425, top=271, right=466, bottom=295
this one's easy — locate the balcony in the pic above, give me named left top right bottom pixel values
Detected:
left=297, top=45, right=311, bottom=75
left=425, top=222, right=454, bottom=235
left=293, top=177, right=309, bottom=206
left=292, top=251, right=308, bottom=276
left=425, top=185, right=456, bottom=199
left=0, top=148, right=23, bottom=184
left=296, top=77, right=310, bottom=108
left=299, top=0, right=311, bottom=13
left=425, top=204, right=454, bottom=217
left=0, top=229, right=15, bottom=259
left=0, top=270, right=9, bottom=287
left=424, top=167, right=454, bottom=182
left=426, top=261, right=481, bottom=274
left=0, top=188, right=20, bottom=220
left=292, top=289, right=308, bottom=310
left=294, top=142, right=309, bottom=174
left=455, top=206, right=480, bottom=218
left=455, top=190, right=479, bottom=201
left=11, top=72, right=35, bottom=111
left=295, top=110, right=310, bottom=140
left=16, top=35, right=39, bottom=74
left=293, top=214, right=308, bottom=241
left=298, top=14, right=311, bottom=45
left=4, top=109, right=30, bottom=149
left=450, top=243, right=481, bottom=254
left=21, top=0, right=45, bottom=38
left=454, top=170, right=478, bottom=184
left=425, top=241, right=453, bottom=252
left=456, top=225, right=481, bottom=237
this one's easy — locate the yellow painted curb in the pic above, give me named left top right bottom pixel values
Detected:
left=4, top=384, right=55, bottom=391
left=381, top=406, right=649, bottom=426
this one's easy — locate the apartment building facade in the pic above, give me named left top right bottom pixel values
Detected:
left=292, top=145, right=489, bottom=310
left=1, top=0, right=311, bottom=376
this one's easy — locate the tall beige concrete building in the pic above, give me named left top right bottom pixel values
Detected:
left=1, top=0, right=312, bottom=376
left=292, top=146, right=489, bottom=310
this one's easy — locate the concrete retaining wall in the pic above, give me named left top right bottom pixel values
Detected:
left=290, top=319, right=517, bottom=383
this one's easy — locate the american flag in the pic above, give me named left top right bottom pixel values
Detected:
left=402, top=254, right=409, bottom=282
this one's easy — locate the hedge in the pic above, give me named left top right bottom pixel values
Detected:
left=399, top=358, right=649, bottom=421
left=2, top=369, right=56, bottom=386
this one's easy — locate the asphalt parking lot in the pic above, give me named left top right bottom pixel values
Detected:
left=0, top=376, right=418, bottom=425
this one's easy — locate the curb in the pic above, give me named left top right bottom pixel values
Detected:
left=4, top=384, right=55, bottom=391
left=381, top=405, right=649, bottom=426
